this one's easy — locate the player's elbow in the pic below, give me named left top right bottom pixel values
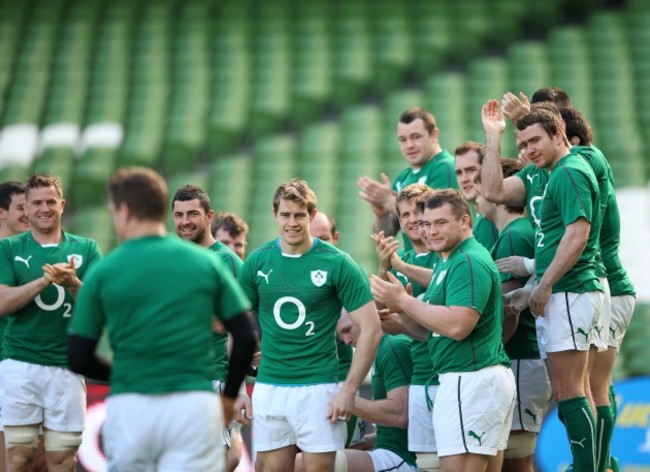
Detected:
left=394, top=408, right=409, bottom=429
left=447, top=324, right=474, bottom=341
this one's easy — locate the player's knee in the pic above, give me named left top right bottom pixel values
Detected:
left=334, top=450, right=348, bottom=472
left=504, top=431, right=537, bottom=459
left=416, top=452, right=440, bottom=471
left=4, top=425, right=39, bottom=449
left=43, top=430, right=82, bottom=451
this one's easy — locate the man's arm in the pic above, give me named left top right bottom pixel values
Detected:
left=529, top=219, right=591, bottom=316
left=328, top=301, right=382, bottom=423
left=0, top=277, right=52, bottom=317
left=358, top=174, right=400, bottom=235
left=352, top=386, right=409, bottom=428
left=390, top=255, right=433, bottom=288
left=481, top=100, right=527, bottom=206
left=501, top=279, right=523, bottom=344
left=371, top=273, right=479, bottom=341
left=68, top=334, right=111, bottom=381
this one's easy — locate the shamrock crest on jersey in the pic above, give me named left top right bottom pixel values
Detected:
left=67, top=254, right=83, bottom=268
left=310, top=270, right=327, bottom=287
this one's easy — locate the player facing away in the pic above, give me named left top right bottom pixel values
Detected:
left=0, top=174, right=102, bottom=472
left=68, top=167, right=256, bottom=471
left=371, top=189, right=516, bottom=472
left=238, top=179, right=382, bottom=472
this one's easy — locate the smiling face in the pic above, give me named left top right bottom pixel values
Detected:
left=423, top=203, right=470, bottom=258
left=275, top=198, right=315, bottom=254
left=26, top=186, right=65, bottom=236
left=397, top=118, right=438, bottom=169
left=0, top=192, right=29, bottom=237
left=454, top=151, right=481, bottom=202
left=397, top=197, right=422, bottom=246
left=173, top=198, right=214, bottom=246
left=215, top=228, right=247, bottom=259
left=516, top=123, right=563, bottom=170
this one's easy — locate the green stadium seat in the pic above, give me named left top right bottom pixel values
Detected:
left=209, top=154, right=253, bottom=217
left=32, top=148, right=75, bottom=195
left=72, top=149, right=117, bottom=206
left=72, top=206, right=114, bottom=255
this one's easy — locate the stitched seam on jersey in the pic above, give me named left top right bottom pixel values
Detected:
left=565, top=292, right=577, bottom=349
left=558, top=162, right=587, bottom=213
left=458, top=376, right=469, bottom=453
left=385, top=338, right=410, bottom=385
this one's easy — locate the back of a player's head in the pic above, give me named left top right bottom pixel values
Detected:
left=559, top=107, right=593, bottom=146
left=212, top=211, right=249, bottom=237
left=516, top=107, right=564, bottom=138
left=0, top=181, right=25, bottom=210
left=398, top=108, right=437, bottom=135
left=396, top=183, right=431, bottom=215
left=454, top=141, right=486, bottom=164
left=26, top=173, right=63, bottom=199
left=415, top=189, right=437, bottom=214
left=531, top=86, right=572, bottom=108
left=425, top=189, right=471, bottom=223
left=273, top=179, right=317, bottom=215
left=109, top=167, right=167, bottom=221
left=172, top=184, right=212, bottom=214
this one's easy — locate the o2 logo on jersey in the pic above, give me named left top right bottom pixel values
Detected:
left=273, top=296, right=315, bottom=336
left=35, top=285, right=72, bottom=318
left=435, top=270, right=447, bottom=286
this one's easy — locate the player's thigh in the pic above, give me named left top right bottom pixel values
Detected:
left=509, top=359, right=552, bottom=433
left=256, top=445, right=298, bottom=472
left=0, top=359, right=43, bottom=426
left=434, top=366, right=515, bottom=458
left=408, top=384, right=437, bottom=453
left=537, top=292, right=602, bottom=353
left=42, top=367, right=86, bottom=432
left=439, top=452, right=489, bottom=472
left=608, top=295, right=635, bottom=349
left=545, top=350, right=589, bottom=400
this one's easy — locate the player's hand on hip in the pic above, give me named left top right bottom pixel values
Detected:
left=234, top=394, right=253, bottom=426
left=328, top=389, right=355, bottom=424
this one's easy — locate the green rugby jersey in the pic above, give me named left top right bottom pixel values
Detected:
left=425, top=237, right=510, bottom=375
left=0, top=317, right=6, bottom=359
left=208, top=240, right=243, bottom=382
left=515, top=164, right=549, bottom=232
left=70, top=235, right=250, bottom=395
left=535, top=154, right=602, bottom=293
left=490, top=218, right=539, bottom=360
left=0, top=231, right=102, bottom=366
left=337, top=338, right=353, bottom=379
left=473, top=213, right=499, bottom=251
left=392, top=150, right=458, bottom=252
left=372, top=334, right=416, bottom=467
left=239, top=238, right=373, bottom=385
left=393, top=250, right=439, bottom=385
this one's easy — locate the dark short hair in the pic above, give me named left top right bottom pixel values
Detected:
left=560, top=107, right=593, bottom=146
left=515, top=107, right=564, bottom=138
left=212, top=211, right=249, bottom=238
left=454, top=141, right=486, bottom=165
left=109, top=167, right=167, bottom=221
left=172, top=184, right=212, bottom=214
left=531, top=86, right=572, bottom=108
left=398, top=108, right=437, bottom=135
left=415, top=189, right=437, bottom=214
left=424, top=189, right=472, bottom=227
left=0, top=181, right=25, bottom=210
left=272, top=179, right=317, bottom=215
left=26, top=173, right=63, bottom=199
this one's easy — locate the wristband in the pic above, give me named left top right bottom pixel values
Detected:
left=523, top=257, right=535, bottom=275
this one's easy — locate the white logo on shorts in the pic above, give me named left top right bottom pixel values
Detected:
left=311, top=270, right=327, bottom=287
left=14, top=255, right=32, bottom=268
left=67, top=254, right=83, bottom=268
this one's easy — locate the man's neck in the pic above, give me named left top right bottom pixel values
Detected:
left=548, top=145, right=571, bottom=171
left=412, top=146, right=442, bottom=171
left=411, top=239, right=428, bottom=254
left=31, top=227, right=63, bottom=246
left=279, top=236, right=313, bottom=256
left=201, top=234, right=217, bottom=249
left=493, top=210, right=522, bottom=233
left=124, top=222, right=166, bottom=241
left=440, top=232, right=470, bottom=260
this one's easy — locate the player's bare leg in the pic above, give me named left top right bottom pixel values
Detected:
left=256, top=445, right=298, bottom=472
left=440, top=452, right=489, bottom=472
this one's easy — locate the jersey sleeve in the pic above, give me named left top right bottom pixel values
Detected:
left=376, top=337, right=412, bottom=392
left=552, top=166, right=594, bottom=226
left=69, top=264, right=104, bottom=340
left=85, top=240, right=103, bottom=272
left=444, top=256, right=493, bottom=315
left=336, top=254, right=374, bottom=313
left=212, top=255, right=251, bottom=321
left=238, top=254, right=259, bottom=311
left=0, top=240, right=16, bottom=286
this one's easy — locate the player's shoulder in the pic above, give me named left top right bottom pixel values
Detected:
left=242, top=239, right=278, bottom=267
left=0, top=231, right=29, bottom=251
left=453, top=238, right=497, bottom=273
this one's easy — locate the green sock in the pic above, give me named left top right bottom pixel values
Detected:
left=609, top=384, right=617, bottom=422
left=610, top=456, right=620, bottom=472
left=596, top=405, right=614, bottom=472
left=559, top=396, right=597, bottom=471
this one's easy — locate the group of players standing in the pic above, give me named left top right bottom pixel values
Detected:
left=0, top=85, right=636, bottom=472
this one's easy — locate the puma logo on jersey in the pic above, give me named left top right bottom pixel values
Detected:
left=593, top=325, right=603, bottom=337
left=435, top=269, right=447, bottom=286
left=570, top=437, right=587, bottom=448
left=526, top=173, right=539, bottom=184
left=576, top=327, right=589, bottom=341
left=257, top=269, right=273, bottom=284
left=468, top=430, right=486, bottom=446
left=14, top=255, right=32, bottom=268
left=524, top=408, right=537, bottom=424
